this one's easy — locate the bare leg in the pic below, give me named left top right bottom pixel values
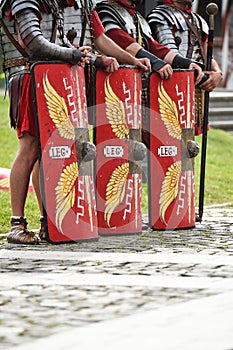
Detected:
left=31, top=160, right=43, bottom=216
left=7, top=132, right=40, bottom=244
left=10, top=132, right=38, bottom=216
left=31, top=160, right=46, bottom=240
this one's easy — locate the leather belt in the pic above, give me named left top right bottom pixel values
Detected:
left=4, top=57, right=36, bottom=69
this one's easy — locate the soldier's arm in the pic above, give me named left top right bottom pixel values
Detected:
left=91, top=10, right=150, bottom=71
left=199, top=43, right=223, bottom=91
left=127, top=39, right=203, bottom=83
left=94, top=33, right=150, bottom=71
left=125, top=42, right=172, bottom=80
left=13, top=8, right=82, bottom=64
left=105, top=28, right=172, bottom=78
left=147, top=36, right=203, bottom=80
left=105, top=27, right=201, bottom=81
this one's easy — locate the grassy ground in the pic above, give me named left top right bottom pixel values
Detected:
left=0, top=94, right=233, bottom=234
left=195, top=129, right=233, bottom=206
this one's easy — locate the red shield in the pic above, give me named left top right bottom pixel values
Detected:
left=31, top=62, right=98, bottom=243
left=94, top=67, right=145, bottom=235
left=148, top=70, right=196, bottom=230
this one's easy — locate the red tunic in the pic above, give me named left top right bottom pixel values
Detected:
left=106, top=28, right=170, bottom=59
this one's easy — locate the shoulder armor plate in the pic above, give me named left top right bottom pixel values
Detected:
left=0, top=0, right=9, bottom=18
left=75, top=0, right=96, bottom=9
left=11, top=0, right=41, bottom=16
left=192, top=13, right=209, bottom=35
left=136, top=11, right=152, bottom=39
left=96, top=2, right=135, bottom=34
left=147, top=5, right=187, bottom=31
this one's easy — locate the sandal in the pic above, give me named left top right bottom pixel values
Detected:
left=7, top=217, right=39, bottom=245
left=38, top=217, right=47, bottom=241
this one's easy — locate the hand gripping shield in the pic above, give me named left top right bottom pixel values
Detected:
left=31, top=62, right=98, bottom=243
left=94, top=67, right=146, bottom=235
left=147, top=70, right=198, bottom=230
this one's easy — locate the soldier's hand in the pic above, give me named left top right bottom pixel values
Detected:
left=78, top=46, right=93, bottom=65
left=134, top=57, right=151, bottom=71
left=79, top=46, right=92, bottom=54
left=190, top=63, right=203, bottom=85
left=95, top=56, right=119, bottom=73
left=199, top=70, right=223, bottom=92
left=157, top=63, right=173, bottom=80
left=70, top=48, right=83, bottom=64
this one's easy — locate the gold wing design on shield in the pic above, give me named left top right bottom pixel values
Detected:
left=55, top=162, right=78, bottom=232
left=158, top=82, right=182, bottom=140
left=43, top=74, right=75, bottom=140
left=104, top=162, right=129, bottom=227
left=159, top=160, right=182, bottom=224
left=104, top=75, right=129, bottom=139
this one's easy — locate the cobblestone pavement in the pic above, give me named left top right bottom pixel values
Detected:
left=0, top=205, right=232, bottom=349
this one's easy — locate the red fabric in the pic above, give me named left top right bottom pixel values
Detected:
left=163, top=0, right=192, bottom=14
left=16, top=74, right=36, bottom=139
left=109, top=0, right=135, bottom=15
left=106, top=28, right=135, bottom=49
left=106, top=29, right=170, bottom=58
left=7, top=10, right=13, bottom=21
left=67, top=0, right=76, bottom=6
left=148, top=38, right=170, bottom=59
left=92, top=10, right=105, bottom=38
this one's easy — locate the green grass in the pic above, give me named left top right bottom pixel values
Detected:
left=0, top=94, right=233, bottom=234
left=195, top=129, right=233, bottom=206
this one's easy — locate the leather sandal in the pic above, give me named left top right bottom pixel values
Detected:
left=38, top=217, right=46, bottom=241
left=7, top=217, right=39, bottom=245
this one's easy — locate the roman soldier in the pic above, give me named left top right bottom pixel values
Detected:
left=96, top=0, right=203, bottom=79
left=147, top=0, right=222, bottom=134
left=0, top=0, right=149, bottom=244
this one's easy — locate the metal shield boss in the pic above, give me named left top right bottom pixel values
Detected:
left=94, top=67, right=146, bottom=235
left=148, top=70, right=198, bottom=230
left=31, top=63, right=98, bottom=243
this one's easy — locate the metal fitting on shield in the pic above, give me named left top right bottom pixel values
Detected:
left=187, top=140, right=199, bottom=158
left=82, top=142, right=96, bottom=162
left=131, top=141, right=147, bottom=162
left=127, top=128, right=147, bottom=162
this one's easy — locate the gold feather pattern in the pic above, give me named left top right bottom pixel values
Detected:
left=158, top=82, right=182, bottom=140
left=104, top=162, right=129, bottom=227
left=104, top=75, right=129, bottom=139
left=55, top=162, right=78, bottom=232
left=159, top=160, right=182, bottom=224
left=43, top=74, right=75, bottom=140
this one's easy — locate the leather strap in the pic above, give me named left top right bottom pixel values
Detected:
left=167, top=5, right=205, bottom=61
left=4, top=57, right=33, bottom=69
left=181, top=13, right=205, bottom=61
left=79, top=0, right=88, bottom=47
left=0, top=18, right=29, bottom=58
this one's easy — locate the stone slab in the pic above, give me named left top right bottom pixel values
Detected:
left=1, top=249, right=233, bottom=266
left=6, top=291, right=233, bottom=350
